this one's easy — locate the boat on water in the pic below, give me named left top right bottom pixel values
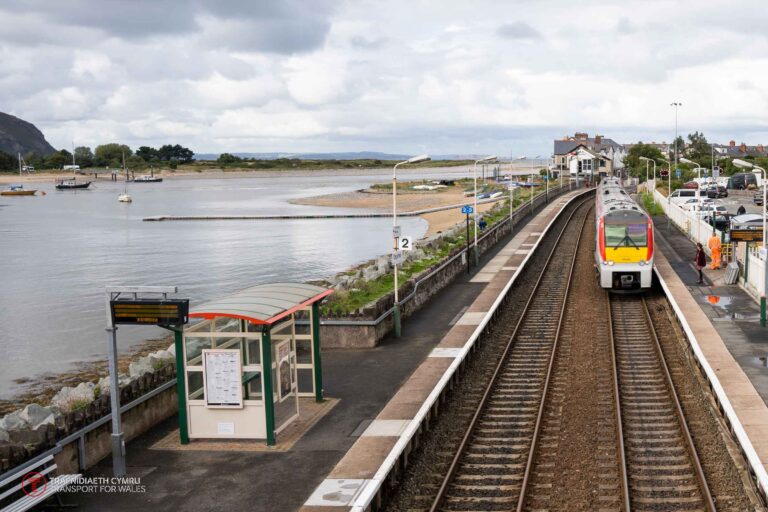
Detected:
left=1, top=184, right=37, bottom=196
left=56, top=178, right=92, bottom=190
left=131, top=174, right=162, bottom=183
left=118, top=193, right=132, bottom=202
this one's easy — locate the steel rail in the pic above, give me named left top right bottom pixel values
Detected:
left=606, top=292, right=633, bottom=512
left=514, top=204, right=590, bottom=511
left=640, top=296, right=716, bottom=512
left=428, top=196, right=592, bottom=512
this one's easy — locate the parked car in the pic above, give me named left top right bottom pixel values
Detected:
left=682, top=180, right=699, bottom=189
left=726, top=172, right=758, bottom=190
left=680, top=197, right=714, bottom=211
left=730, top=213, right=764, bottom=230
left=702, top=211, right=732, bottom=230
left=754, top=189, right=765, bottom=205
left=706, top=185, right=728, bottom=198
left=669, top=188, right=709, bottom=204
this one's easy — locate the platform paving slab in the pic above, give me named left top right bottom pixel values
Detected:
left=60, top=190, right=585, bottom=512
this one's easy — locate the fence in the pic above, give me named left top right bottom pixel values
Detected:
left=652, top=188, right=765, bottom=301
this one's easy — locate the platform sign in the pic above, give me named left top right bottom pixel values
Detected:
left=730, top=229, right=763, bottom=242
left=392, top=250, right=405, bottom=265
left=713, top=166, right=720, bottom=178
left=110, top=298, right=189, bottom=326
left=399, top=236, right=413, bottom=251
left=676, top=168, right=681, bottom=178
left=392, top=225, right=401, bottom=238
left=461, top=205, right=473, bottom=214
left=660, top=169, right=669, bottom=177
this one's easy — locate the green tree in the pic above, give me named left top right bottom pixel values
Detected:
left=47, top=149, right=74, bottom=169
left=686, top=131, right=710, bottom=161
left=74, top=146, right=94, bottom=167
left=94, top=143, right=132, bottom=167
left=217, top=153, right=242, bottom=164
left=136, top=146, right=160, bottom=162
left=0, top=150, right=16, bottom=171
left=157, top=144, right=194, bottom=163
left=624, top=143, right=665, bottom=181
left=671, top=136, right=685, bottom=160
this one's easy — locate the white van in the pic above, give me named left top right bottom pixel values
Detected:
left=669, top=189, right=708, bottom=205
left=62, top=164, right=80, bottom=171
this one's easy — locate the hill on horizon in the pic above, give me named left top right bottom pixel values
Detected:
left=192, top=151, right=478, bottom=161
left=0, top=112, right=56, bottom=157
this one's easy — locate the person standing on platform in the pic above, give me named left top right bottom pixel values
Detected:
left=708, top=232, right=722, bottom=269
left=694, top=243, right=707, bottom=284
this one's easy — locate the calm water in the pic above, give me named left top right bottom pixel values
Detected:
left=0, top=168, right=472, bottom=397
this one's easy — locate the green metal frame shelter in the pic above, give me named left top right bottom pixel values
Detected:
left=175, top=283, right=332, bottom=445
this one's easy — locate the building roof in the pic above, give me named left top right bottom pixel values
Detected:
left=189, top=282, right=333, bottom=325
left=553, top=136, right=624, bottom=155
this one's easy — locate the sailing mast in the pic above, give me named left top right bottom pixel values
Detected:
left=18, top=152, right=22, bottom=177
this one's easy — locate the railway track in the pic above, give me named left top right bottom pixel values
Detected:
left=609, top=294, right=716, bottom=512
left=428, top=200, right=591, bottom=511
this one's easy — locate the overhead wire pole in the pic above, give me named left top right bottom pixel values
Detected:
left=391, top=154, right=430, bottom=338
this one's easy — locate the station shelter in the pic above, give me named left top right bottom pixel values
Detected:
left=177, top=283, right=332, bottom=445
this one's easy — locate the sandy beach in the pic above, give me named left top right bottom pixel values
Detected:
left=293, top=187, right=498, bottom=236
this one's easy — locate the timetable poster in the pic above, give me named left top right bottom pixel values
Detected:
left=203, top=349, right=243, bottom=408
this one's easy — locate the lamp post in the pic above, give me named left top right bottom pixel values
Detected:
left=639, top=156, right=657, bottom=185
left=473, top=155, right=498, bottom=266
left=734, top=159, right=767, bottom=326
left=510, top=156, right=526, bottom=227
left=671, top=101, right=682, bottom=182
left=681, top=157, right=702, bottom=180
left=391, top=154, right=430, bottom=337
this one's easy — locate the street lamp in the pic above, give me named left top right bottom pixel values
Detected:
left=671, top=101, right=682, bottom=182
left=734, top=158, right=767, bottom=326
left=391, top=153, right=430, bottom=337
left=473, top=155, right=498, bottom=266
left=680, top=157, right=702, bottom=180
left=510, top=156, right=526, bottom=227
left=639, top=156, right=658, bottom=192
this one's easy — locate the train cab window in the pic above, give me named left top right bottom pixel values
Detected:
left=605, top=223, right=648, bottom=248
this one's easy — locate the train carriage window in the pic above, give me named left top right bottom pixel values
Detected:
left=605, top=223, right=647, bottom=247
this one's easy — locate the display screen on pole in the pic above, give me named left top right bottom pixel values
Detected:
left=110, top=299, right=189, bottom=325
left=730, top=230, right=764, bottom=242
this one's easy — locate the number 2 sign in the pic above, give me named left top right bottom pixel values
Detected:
left=399, top=236, right=413, bottom=251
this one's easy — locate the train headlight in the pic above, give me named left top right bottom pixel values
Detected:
left=638, top=260, right=646, bottom=266
left=606, top=260, right=614, bottom=266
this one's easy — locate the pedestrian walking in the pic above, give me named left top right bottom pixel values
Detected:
left=694, top=242, right=706, bottom=284
left=708, top=232, right=722, bottom=269
left=737, top=205, right=746, bottom=215
left=479, top=217, right=487, bottom=231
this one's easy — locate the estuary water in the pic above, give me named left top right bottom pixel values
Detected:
left=0, top=167, right=471, bottom=397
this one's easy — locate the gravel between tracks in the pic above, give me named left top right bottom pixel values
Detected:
left=381, top=197, right=592, bottom=512
left=646, top=293, right=766, bottom=511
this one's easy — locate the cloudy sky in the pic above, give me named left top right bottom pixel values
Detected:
left=1, top=0, right=767, bottom=156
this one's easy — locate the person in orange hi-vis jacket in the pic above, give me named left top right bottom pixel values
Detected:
left=708, top=232, right=722, bottom=270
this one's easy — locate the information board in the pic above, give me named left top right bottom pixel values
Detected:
left=203, top=349, right=243, bottom=408
left=110, top=299, right=189, bottom=326
left=730, top=229, right=763, bottom=242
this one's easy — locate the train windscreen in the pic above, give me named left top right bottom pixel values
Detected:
left=605, top=223, right=647, bottom=248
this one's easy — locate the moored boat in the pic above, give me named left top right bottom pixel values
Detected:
left=1, top=184, right=37, bottom=196
left=56, top=178, right=91, bottom=190
left=132, top=174, right=162, bottom=183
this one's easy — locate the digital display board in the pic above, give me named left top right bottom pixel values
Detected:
left=730, top=229, right=763, bottom=242
left=110, top=299, right=189, bottom=326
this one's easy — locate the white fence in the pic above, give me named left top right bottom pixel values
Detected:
left=652, top=189, right=764, bottom=301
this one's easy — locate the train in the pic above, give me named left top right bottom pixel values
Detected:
left=595, top=177, right=654, bottom=291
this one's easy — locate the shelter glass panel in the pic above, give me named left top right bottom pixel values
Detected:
left=186, top=336, right=212, bottom=365
left=296, top=339, right=312, bottom=364
left=187, top=370, right=204, bottom=400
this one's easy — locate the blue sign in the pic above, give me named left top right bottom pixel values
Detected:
left=461, top=205, right=474, bottom=214
left=676, top=168, right=681, bottom=178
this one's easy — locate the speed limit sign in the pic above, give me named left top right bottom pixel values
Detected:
left=399, top=236, right=413, bottom=251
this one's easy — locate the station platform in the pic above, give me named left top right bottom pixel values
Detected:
left=302, top=190, right=590, bottom=510
left=62, top=189, right=588, bottom=511
left=653, top=218, right=768, bottom=488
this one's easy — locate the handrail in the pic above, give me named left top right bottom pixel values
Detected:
left=315, top=185, right=571, bottom=327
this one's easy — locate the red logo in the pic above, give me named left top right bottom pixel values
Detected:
left=21, top=472, right=47, bottom=497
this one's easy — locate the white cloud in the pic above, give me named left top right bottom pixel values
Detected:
left=0, top=0, right=766, bottom=157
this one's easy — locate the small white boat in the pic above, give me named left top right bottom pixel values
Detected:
left=118, top=193, right=132, bottom=203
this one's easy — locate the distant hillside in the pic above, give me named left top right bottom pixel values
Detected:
left=0, top=112, right=56, bottom=157
left=193, top=151, right=479, bottom=161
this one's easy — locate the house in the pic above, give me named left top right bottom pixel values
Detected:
left=713, top=140, right=768, bottom=158
left=553, top=132, right=626, bottom=175
left=564, top=145, right=613, bottom=176
left=623, top=141, right=671, bottom=158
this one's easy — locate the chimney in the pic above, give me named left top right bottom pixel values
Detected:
left=575, top=132, right=588, bottom=140
left=594, top=134, right=602, bottom=144
left=729, top=140, right=736, bottom=147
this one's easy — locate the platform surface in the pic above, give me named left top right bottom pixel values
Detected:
left=61, top=189, right=586, bottom=512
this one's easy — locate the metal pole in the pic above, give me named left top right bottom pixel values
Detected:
left=466, top=212, right=471, bottom=274
left=392, top=161, right=402, bottom=338
left=473, top=161, right=479, bottom=266
left=106, top=324, right=126, bottom=476
left=762, top=167, right=767, bottom=327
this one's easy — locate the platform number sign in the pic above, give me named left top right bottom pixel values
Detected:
left=713, top=166, right=720, bottom=179
left=399, top=235, right=413, bottom=251
left=461, top=205, right=474, bottom=214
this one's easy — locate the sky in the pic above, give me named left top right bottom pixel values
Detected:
left=1, top=0, right=767, bottom=157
